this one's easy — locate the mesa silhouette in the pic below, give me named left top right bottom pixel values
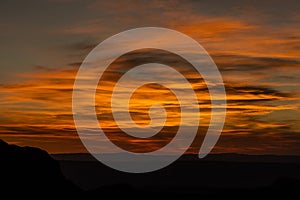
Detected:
left=0, top=139, right=79, bottom=196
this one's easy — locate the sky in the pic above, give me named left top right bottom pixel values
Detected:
left=0, top=0, right=300, bottom=155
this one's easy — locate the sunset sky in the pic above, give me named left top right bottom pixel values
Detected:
left=0, top=0, right=300, bottom=155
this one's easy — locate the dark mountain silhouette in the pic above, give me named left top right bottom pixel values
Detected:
left=1, top=139, right=299, bottom=198
left=0, top=139, right=79, bottom=197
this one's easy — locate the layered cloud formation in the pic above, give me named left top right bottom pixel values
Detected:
left=0, top=0, right=299, bottom=154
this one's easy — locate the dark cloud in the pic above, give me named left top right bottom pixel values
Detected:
left=67, top=62, right=82, bottom=68
left=214, top=130, right=300, bottom=155
left=187, top=0, right=300, bottom=25
left=1, top=83, right=36, bottom=89
left=227, top=99, right=276, bottom=103
left=213, top=54, right=300, bottom=72
left=226, top=85, right=291, bottom=98
left=0, top=125, right=76, bottom=136
left=63, top=40, right=97, bottom=52
left=34, top=65, right=54, bottom=71
left=54, top=114, right=74, bottom=121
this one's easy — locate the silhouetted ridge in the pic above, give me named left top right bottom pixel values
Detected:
left=0, top=139, right=79, bottom=196
left=1, top=139, right=299, bottom=198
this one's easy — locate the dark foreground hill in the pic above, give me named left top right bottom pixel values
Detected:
left=0, top=139, right=79, bottom=197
